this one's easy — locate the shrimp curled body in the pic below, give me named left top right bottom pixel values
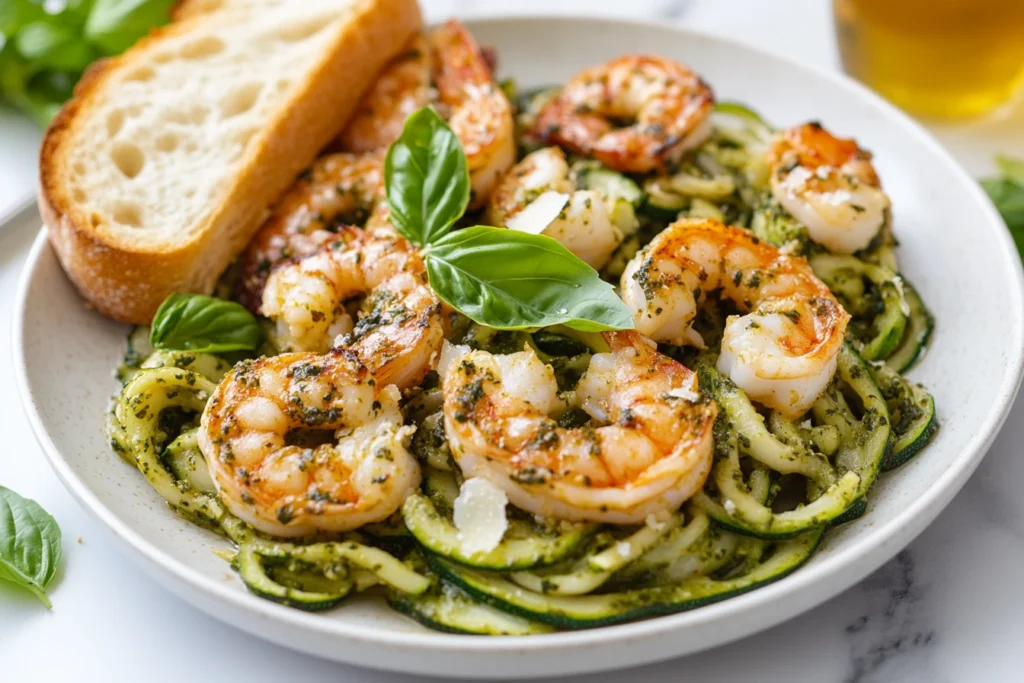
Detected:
left=261, top=226, right=446, bottom=391
left=198, top=351, right=421, bottom=537
left=338, top=36, right=431, bottom=154
left=622, top=218, right=850, bottom=418
left=238, top=22, right=514, bottom=308
left=533, top=55, right=714, bottom=174
left=237, top=152, right=389, bottom=311
left=339, top=20, right=514, bottom=208
left=767, top=122, right=890, bottom=255
left=439, top=331, right=717, bottom=524
left=486, top=147, right=631, bottom=269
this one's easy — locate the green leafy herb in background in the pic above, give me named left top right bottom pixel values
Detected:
left=0, top=486, right=62, bottom=608
left=982, top=155, right=1024, bottom=256
left=0, top=0, right=173, bottom=126
left=150, top=293, right=265, bottom=353
left=385, top=107, right=634, bottom=332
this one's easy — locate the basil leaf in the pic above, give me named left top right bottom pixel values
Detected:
left=0, top=487, right=62, bottom=608
left=150, top=293, right=264, bottom=353
left=982, top=156, right=1024, bottom=257
left=0, top=0, right=46, bottom=37
left=385, top=107, right=469, bottom=247
left=996, top=155, right=1024, bottom=186
left=425, top=226, right=635, bottom=331
left=16, top=21, right=96, bottom=72
left=84, top=0, right=174, bottom=56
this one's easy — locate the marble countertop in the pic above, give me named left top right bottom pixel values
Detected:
left=2, top=1, right=1023, bottom=681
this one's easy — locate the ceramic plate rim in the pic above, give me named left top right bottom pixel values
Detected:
left=13, top=13, right=1024, bottom=673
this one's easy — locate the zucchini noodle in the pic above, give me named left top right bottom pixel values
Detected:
left=106, top=94, right=937, bottom=634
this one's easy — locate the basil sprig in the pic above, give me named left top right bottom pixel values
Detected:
left=0, top=0, right=174, bottom=126
left=0, top=487, right=62, bottom=608
left=982, top=155, right=1024, bottom=257
left=386, top=108, right=633, bottom=332
left=427, top=227, right=633, bottom=331
left=150, top=293, right=264, bottom=353
left=385, top=107, right=471, bottom=246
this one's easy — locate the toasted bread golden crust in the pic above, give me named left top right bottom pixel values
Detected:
left=40, top=0, right=423, bottom=324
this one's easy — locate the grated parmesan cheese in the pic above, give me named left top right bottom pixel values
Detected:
left=506, top=191, right=569, bottom=235
left=453, top=477, right=509, bottom=555
left=892, top=275, right=911, bottom=316
left=666, top=385, right=700, bottom=402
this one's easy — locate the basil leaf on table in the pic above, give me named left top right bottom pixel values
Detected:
left=426, top=226, right=635, bottom=332
left=0, top=487, right=62, bottom=608
left=982, top=155, right=1024, bottom=256
left=995, top=155, right=1024, bottom=185
left=150, top=293, right=264, bottom=353
left=385, top=107, right=470, bottom=247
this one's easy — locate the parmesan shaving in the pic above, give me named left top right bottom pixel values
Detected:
left=453, top=477, right=509, bottom=555
left=506, top=191, right=569, bottom=235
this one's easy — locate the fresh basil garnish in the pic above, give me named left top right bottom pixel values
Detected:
left=385, top=107, right=470, bottom=247
left=428, top=226, right=634, bottom=331
left=150, top=293, right=264, bottom=353
left=0, top=487, right=62, bottom=608
left=384, top=107, right=633, bottom=332
left=85, top=0, right=176, bottom=55
left=982, top=155, right=1024, bottom=257
left=0, top=0, right=172, bottom=126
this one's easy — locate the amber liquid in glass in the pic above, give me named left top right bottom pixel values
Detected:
left=834, top=0, right=1024, bottom=118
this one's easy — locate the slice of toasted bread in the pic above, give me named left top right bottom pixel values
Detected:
left=40, top=0, right=422, bottom=324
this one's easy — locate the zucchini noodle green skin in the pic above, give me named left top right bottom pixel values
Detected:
left=112, top=367, right=224, bottom=526
left=403, top=491, right=596, bottom=571
left=868, top=361, right=938, bottom=471
left=426, top=528, right=824, bottom=630
left=694, top=345, right=891, bottom=540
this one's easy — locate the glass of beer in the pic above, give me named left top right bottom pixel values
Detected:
left=833, top=0, right=1024, bottom=118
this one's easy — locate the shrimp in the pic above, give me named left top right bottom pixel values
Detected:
left=532, top=55, right=714, bottom=174
left=485, top=147, right=629, bottom=269
left=337, top=21, right=514, bottom=209
left=621, top=217, right=850, bottom=418
left=198, top=351, right=420, bottom=537
left=261, top=226, right=445, bottom=391
left=438, top=331, right=717, bottom=524
left=428, top=20, right=515, bottom=208
left=236, top=151, right=388, bottom=311
left=337, top=36, right=430, bottom=153
left=766, top=122, right=890, bottom=255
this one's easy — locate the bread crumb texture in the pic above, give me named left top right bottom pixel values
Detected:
left=63, top=0, right=362, bottom=245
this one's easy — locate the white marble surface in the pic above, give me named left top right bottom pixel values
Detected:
left=2, top=1, right=1024, bottom=681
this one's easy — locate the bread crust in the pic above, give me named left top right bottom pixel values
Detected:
left=39, top=0, right=423, bottom=324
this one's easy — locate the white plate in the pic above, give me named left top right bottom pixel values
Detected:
left=14, top=16, right=1024, bottom=679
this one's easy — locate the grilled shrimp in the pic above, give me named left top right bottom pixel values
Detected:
left=198, top=351, right=420, bottom=537
left=439, top=331, right=717, bottom=524
left=261, top=226, right=445, bottom=390
left=338, top=36, right=430, bottom=153
left=239, top=22, right=513, bottom=309
left=621, top=218, right=850, bottom=418
left=338, top=21, right=514, bottom=208
left=236, top=152, right=388, bottom=311
left=485, top=147, right=630, bottom=269
left=428, top=20, right=515, bottom=208
left=532, top=55, right=714, bottom=174
left=767, top=122, right=890, bottom=254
